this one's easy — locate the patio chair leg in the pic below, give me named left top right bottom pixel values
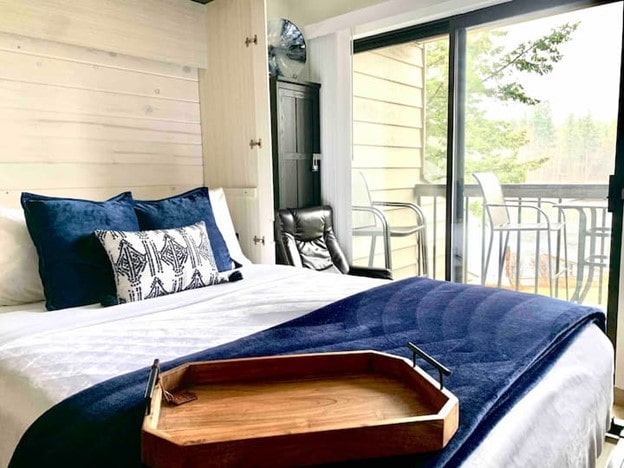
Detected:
left=497, top=231, right=510, bottom=289
left=547, top=230, right=553, bottom=297
left=420, top=227, right=429, bottom=277
left=382, top=230, right=392, bottom=271
left=483, top=230, right=494, bottom=286
left=563, top=224, right=569, bottom=301
left=368, top=234, right=377, bottom=268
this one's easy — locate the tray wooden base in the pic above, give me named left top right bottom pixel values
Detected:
left=142, top=351, right=458, bottom=467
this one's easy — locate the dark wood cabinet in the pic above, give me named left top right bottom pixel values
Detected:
left=270, top=77, right=321, bottom=210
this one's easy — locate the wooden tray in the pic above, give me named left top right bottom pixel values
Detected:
left=141, top=351, right=459, bottom=467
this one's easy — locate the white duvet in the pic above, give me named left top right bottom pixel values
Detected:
left=0, top=265, right=614, bottom=467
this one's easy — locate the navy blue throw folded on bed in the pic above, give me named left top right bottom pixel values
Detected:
left=10, top=277, right=604, bottom=467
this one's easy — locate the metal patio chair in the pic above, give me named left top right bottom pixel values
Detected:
left=473, top=172, right=569, bottom=297
left=352, top=171, right=428, bottom=275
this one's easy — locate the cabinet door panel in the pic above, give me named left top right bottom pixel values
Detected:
left=297, top=157, right=315, bottom=207
left=201, top=0, right=274, bottom=263
left=271, top=79, right=321, bottom=211
left=279, top=94, right=297, bottom=153
left=280, top=158, right=299, bottom=208
left=296, top=95, right=314, bottom=154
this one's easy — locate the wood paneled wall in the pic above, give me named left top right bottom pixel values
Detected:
left=0, top=0, right=207, bottom=68
left=352, top=43, right=425, bottom=279
left=0, top=31, right=203, bottom=208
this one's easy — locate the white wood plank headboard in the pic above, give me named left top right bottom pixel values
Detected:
left=0, top=30, right=203, bottom=208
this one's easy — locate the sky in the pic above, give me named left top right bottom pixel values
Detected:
left=486, top=2, right=623, bottom=124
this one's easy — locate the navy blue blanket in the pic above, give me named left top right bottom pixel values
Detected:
left=10, top=277, right=604, bottom=467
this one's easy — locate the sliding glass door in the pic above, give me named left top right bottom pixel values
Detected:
left=351, top=32, right=449, bottom=280
left=353, top=0, right=623, bottom=339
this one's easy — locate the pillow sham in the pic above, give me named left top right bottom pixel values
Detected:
left=96, top=221, right=233, bottom=304
left=0, top=206, right=44, bottom=305
left=21, top=192, right=140, bottom=310
left=208, top=188, right=252, bottom=266
left=134, top=188, right=233, bottom=272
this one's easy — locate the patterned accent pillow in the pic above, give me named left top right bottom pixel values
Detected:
left=96, top=221, right=230, bottom=304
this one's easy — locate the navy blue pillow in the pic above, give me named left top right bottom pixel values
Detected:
left=21, top=192, right=140, bottom=310
left=133, top=188, right=233, bottom=271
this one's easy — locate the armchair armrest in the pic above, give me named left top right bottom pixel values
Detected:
left=348, top=265, right=393, bottom=280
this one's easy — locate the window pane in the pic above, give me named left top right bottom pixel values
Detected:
left=462, top=2, right=622, bottom=306
left=352, top=36, right=449, bottom=280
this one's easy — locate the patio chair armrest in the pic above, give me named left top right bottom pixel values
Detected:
left=372, top=201, right=427, bottom=225
left=486, top=203, right=556, bottom=222
left=352, top=205, right=390, bottom=233
left=348, top=265, right=393, bottom=280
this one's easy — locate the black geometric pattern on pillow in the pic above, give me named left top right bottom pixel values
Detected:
left=114, top=239, right=147, bottom=286
left=96, top=221, right=231, bottom=304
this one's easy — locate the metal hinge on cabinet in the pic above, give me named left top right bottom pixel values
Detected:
left=253, top=235, right=265, bottom=246
left=249, top=138, right=262, bottom=149
left=245, top=34, right=258, bottom=47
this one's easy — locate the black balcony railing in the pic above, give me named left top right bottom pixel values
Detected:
left=413, top=183, right=610, bottom=305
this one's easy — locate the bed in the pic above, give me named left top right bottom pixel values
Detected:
left=0, top=189, right=614, bottom=467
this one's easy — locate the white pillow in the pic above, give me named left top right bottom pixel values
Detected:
left=96, top=221, right=232, bottom=304
left=0, top=206, right=44, bottom=305
left=209, top=188, right=252, bottom=266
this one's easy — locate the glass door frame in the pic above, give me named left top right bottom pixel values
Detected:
left=354, top=0, right=624, bottom=347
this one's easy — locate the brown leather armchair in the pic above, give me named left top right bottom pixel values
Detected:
left=276, top=206, right=393, bottom=280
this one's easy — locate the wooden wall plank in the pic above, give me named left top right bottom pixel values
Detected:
left=353, top=145, right=422, bottom=168
left=0, top=29, right=203, bottom=206
left=376, top=45, right=424, bottom=67
left=0, top=0, right=207, bottom=68
left=0, top=31, right=197, bottom=80
left=0, top=80, right=200, bottom=122
left=354, top=73, right=422, bottom=107
left=0, top=111, right=202, bottom=145
left=354, top=121, right=422, bottom=148
left=0, top=185, right=200, bottom=209
left=357, top=168, right=421, bottom=191
left=0, top=164, right=202, bottom=190
left=0, top=139, right=202, bottom=165
left=0, top=50, right=199, bottom=101
left=353, top=52, right=423, bottom=87
left=354, top=97, right=422, bottom=127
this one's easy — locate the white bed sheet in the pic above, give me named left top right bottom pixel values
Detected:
left=0, top=264, right=613, bottom=467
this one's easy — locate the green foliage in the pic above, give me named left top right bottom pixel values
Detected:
left=424, top=22, right=579, bottom=183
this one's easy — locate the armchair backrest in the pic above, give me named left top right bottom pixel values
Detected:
left=473, top=172, right=510, bottom=228
left=276, top=206, right=350, bottom=274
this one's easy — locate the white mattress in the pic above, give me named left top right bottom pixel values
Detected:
left=0, top=264, right=613, bottom=467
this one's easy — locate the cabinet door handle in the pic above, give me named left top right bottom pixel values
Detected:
left=245, top=34, right=258, bottom=47
left=312, top=153, right=322, bottom=172
left=249, top=138, right=262, bottom=149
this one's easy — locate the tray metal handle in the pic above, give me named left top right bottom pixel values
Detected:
left=407, top=342, right=451, bottom=390
left=144, top=359, right=160, bottom=416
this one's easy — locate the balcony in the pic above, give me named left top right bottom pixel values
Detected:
left=355, top=182, right=610, bottom=306
left=420, top=182, right=610, bottom=305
